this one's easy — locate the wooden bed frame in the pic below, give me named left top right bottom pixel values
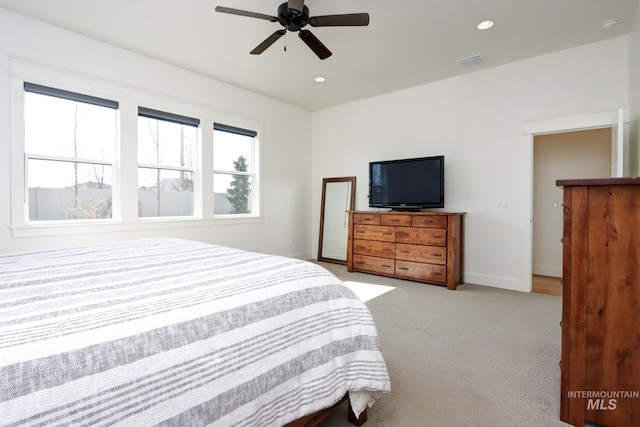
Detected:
left=284, top=394, right=367, bottom=427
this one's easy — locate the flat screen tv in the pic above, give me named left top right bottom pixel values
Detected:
left=369, top=155, right=444, bottom=209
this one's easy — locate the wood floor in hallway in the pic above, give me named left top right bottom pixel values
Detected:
left=532, top=274, right=562, bottom=296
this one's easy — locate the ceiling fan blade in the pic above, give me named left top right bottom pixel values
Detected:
left=215, top=6, right=277, bottom=22
left=288, top=0, right=305, bottom=16
left=309, top=13, right=370, bottom=27
left=298, top=30, right=332, bottom=60
left=250, top=30, right=286, bottom=55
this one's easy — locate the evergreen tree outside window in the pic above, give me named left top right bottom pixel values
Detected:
left=213, top=124, right=258, bottom=216
left=227, top=156, right=250, bottom=213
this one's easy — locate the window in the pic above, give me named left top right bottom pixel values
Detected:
left=137, top=108, right=198, bottom=218
left=24, top=83, right=118, bottom=221
left=13, top=69, right=264, bottom=237
left=213, top=123, right=258, bottom=216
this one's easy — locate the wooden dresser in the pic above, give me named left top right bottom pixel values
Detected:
left=557, top=177, right=640, bottom=427
left=347, top=211, right=464, bottom=290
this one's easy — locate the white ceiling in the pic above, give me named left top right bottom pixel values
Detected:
left=1, top=0, right=638, bottom=111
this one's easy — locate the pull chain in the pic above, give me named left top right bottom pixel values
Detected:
left=284, top=31, right=287, bottom=52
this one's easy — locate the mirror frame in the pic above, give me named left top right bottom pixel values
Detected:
left=318, top=176, right=356, bottom=265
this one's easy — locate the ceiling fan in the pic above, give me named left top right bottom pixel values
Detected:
left=215, top=0, right=369, bottom=60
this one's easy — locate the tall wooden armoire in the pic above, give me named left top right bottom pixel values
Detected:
left=557, top=177, right=640, bottom=427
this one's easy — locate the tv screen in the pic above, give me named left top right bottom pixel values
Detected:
left=369, top=156, right=444, bottom=209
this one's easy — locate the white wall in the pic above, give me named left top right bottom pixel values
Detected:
left=0, top=8, right=313, bottom=257
left=311, top=36, right=630, bottom=292
left=631, top=2, right=640, bottom=175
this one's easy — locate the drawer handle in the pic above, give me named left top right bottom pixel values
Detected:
left=390, top=219, right=399, bottom=222
left=383, top=248, right=393, bottom=252
left=355, top=261, right=365, bottom=265
left=383, top=232, right=393, bottom=236
left=399, top=250, right=410, bottom=254
left=433, top=272, right=442, bottom=276
left=398, top=267, right=409, bottom=271
left=356, top=245, right=365, bottom=249
left=431, top=253, right=442, bottom=257
left=382, top=264, right=392, bottom=268
left=430, top=235, right=441, bottom=239
left=397, top=232, right=409, bottom=237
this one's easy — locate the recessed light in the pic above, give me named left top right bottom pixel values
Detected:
left=602, top=18, right=619, bottom=29
left=314, top=77, right=326, bottom=83
left=477, top=20, right=494, bottom=30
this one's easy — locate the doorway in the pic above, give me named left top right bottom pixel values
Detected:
left=531, top=128, right=612, bottom=296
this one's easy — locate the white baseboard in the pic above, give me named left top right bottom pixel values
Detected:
left=463, top=273, right=526, bottom=292
left=290, top=251, right=313, bottom=261
left=532, top=265, right=562, bottom=277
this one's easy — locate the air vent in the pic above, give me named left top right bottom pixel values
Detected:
left=457, top=53, right=486, bottom=67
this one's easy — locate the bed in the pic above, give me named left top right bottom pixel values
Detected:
left=0, top=238, right=390, bottom=426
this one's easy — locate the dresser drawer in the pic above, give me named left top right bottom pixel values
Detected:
left=396, top=227, right=446, bottom=246
left=395, top=260, right=446, bottom=284
left=353, top=224, right=396, bottom=242
left=412, top=215, right=448, bottom=228
left=353, top=213, right=380, bottom=225
left=353, top=239, right=395, bottom=258
left=381, top=214, right=412, bottom=226
left=395, top=243, right=446, bottom=265
left=353, top=254, right=395, bottom=275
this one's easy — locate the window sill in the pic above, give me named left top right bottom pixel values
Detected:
left=10, top=216, right=265, bottom=238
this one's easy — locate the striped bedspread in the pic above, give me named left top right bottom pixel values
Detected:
left=0, top=238, right=390, bottom=426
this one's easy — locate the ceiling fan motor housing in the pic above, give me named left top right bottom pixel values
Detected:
left=278, top=2, right=310, bottom=31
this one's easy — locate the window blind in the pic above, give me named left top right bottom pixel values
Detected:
left=24, top=82, right=119, bottom=109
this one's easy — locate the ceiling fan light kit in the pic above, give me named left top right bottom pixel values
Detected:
left=215, top=0, right=369, bottom=60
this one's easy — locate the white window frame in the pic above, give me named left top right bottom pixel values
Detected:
left=137, top=107, right=200, bottom=220
left=23, top=83, right=119, bottom=224
left=213, top=123, right=261, bottom=218
left=8, top=58, right=264, bottom=238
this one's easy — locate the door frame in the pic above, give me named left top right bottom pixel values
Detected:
left=520, top=109, right=629, bottom=292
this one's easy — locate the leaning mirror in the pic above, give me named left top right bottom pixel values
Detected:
left=318, top=177, right=356, bottom=264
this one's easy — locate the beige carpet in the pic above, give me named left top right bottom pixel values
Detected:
left=316, top=262, right=570, bottom=427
